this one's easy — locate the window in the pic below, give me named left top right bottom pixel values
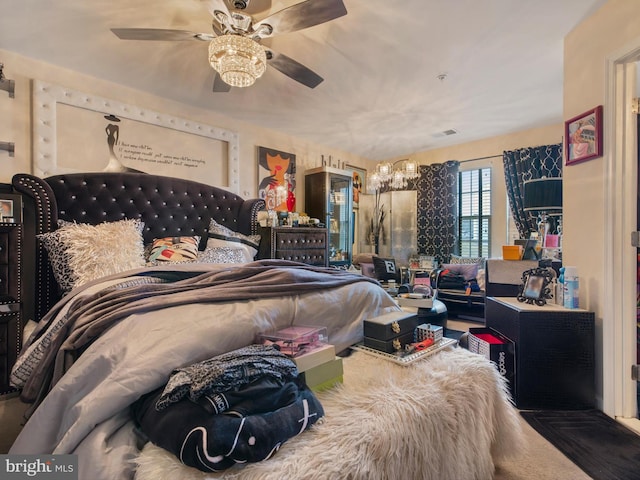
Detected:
left=458, top=168, right=491, bottom=257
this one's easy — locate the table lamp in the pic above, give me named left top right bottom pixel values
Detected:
left=523, top=177, right=562, bottom=250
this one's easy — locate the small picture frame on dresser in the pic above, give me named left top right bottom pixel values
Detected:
left=0, top=193, right=21, bottom=223
left=517, top=267, right=554, bottom=306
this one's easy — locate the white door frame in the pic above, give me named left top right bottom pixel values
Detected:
left=606, top=41, right=640, bottom=433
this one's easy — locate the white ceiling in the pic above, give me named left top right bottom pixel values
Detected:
left=0, top=0, right=606, bottom=161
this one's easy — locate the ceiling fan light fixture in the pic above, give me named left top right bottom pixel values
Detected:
left=208, top=35, right=267, bottom=88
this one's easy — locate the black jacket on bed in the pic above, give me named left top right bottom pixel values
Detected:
left=132, top=378, right=324, bottom=472
left=132, top=344, right=323, bottom=472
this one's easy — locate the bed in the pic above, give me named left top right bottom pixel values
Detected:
left=8, top=172, right=522, bottom=480
left=8, top=172, right=399, bottom=477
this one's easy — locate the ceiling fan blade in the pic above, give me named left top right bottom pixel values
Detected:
left=202, top=0, right=272, bottom=17
left=111, top=28, right=212, bottom=41
left=254, top=0, right=346, bottom=37
left=210, top=21, right=224, bottom=36
left=201, top=0, right=232, bottom=24
left=267, top=49, right=323, bottom=88
left=212, top=72, right=232, bottom=92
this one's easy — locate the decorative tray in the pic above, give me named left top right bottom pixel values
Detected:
left=395, top=295, right=433, bottom=309
left=351, top=337, right=457, bottom=366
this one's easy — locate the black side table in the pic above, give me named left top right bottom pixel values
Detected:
left=485, top=296, right=595, bottom=409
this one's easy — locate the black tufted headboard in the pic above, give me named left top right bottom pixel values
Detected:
left=12, top=172, right=265, bottom=323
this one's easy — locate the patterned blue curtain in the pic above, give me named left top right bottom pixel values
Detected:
left=503, top=143, right=563, bottom=238
left=416, top=161, right=460, bottom=264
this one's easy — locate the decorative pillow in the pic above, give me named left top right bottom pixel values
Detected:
left=148, top=236, right=200, bottom=263
left=361, top=263, right=376, bottom=279
left=352, top=253, right=376, bottom=266
left=197, top=246, right=247, bottom=264
left=476, top=267, right=486, bottom=291
left=38, top=219, right=145, bottom=293
left=449, top=254, right=485, bottom=266
left=441, top=262, right=479, bottom=281
left=206, top=219, right=261, bottom=263
left=372, top=256, right=401, bottom=282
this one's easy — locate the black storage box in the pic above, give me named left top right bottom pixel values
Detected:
left=363, top=311, right=419, bottom=340
left=467, top=327, right=515, bottom=395
left=364, top=331, right=415, bottom=353
left=363, top=311, right=420, bottom=354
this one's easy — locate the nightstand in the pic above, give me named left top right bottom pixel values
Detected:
left=485, top=296, right=595, bottom=409
left=257, top=226, right=329, bottom=267
left=0, top=223, right=22, bottom=395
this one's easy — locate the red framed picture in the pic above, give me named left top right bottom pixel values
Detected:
left=257, top=146, right=296, bottom=212
left=565, top=105, right=603, bottom=166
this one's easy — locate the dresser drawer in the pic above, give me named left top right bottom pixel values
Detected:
left=0, top=310, right=20, bottom=394
left=273, top=248, right=327, bottom=266
left=258, top=226, right=329, bottom=267
left=0, top=320, right=6, bottom=355
left=0, top=221, right=22, bottom=395
left=275, top=231, right=327, bottom=250
left=0, top=231, right=8, bottom=264
left=0, top=264, right=7, bottom=296
left=0, top=355, right=7, bottom=392
left=0, top=224, right=21, bottom=300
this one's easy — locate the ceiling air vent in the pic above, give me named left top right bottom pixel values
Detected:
left=432, top=129, right=458, bottom=138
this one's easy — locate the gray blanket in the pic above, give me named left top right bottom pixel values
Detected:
left=10, top=260, right=398, bottom=480
left=17, top=260, right=378, bottom=406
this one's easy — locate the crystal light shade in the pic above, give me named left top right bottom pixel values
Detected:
left=369, top=159, right=420, bottom=191
left=208, top=35, right=267, bottom=88
left=368, top=162, right=391, bottom=191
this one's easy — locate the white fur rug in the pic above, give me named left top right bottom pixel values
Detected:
left=134, top=348, right=523, bottom=480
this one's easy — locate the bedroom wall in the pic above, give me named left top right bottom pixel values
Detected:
left=563, top=0, right=640, bottom=415
left=0, top=47, right=562, bottom=262
left=0, top=48, right=369, bottom=210
left=394, top=124, right=562, bottom=258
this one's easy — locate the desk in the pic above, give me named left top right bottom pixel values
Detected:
left=485, top=297, right=595, bottom=409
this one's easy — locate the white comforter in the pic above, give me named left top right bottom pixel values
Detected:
left=10, top=262, right=399, bottom=480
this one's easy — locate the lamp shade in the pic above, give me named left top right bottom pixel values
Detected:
left=523, top=177, right=562, bottom=212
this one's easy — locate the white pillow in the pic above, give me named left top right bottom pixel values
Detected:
left=206, top=219, right=261, bottom=263
left=38, top=219, right=145, bottom=293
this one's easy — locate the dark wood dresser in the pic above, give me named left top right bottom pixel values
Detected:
left=257, top=226, right=329, bottom=267
left=0, top=222, right=22, bottom=395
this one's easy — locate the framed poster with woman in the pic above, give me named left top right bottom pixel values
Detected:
left=345, top=165, right=366, bottom=209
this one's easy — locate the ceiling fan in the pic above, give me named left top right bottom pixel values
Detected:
left=111, top=0, right=347, bottom=91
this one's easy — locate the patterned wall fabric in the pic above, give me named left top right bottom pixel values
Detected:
left=416, top=161, right=460, bottom=264
left=503, top=144, right=563, bottom=238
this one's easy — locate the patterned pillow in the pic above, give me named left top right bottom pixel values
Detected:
left=197, top=246, right=247, bottom=264
left=38, top=219, right=145, bottom=293
left=450, top=254, right=485, bottom=266
left=148, top=236, right=200, bottom=263
left=206, top=219, right=261, bottom=262
left=441, top=263, right=479, bottom=281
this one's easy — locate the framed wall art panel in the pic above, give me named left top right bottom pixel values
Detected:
left=32, top=81, right=240, bottom=192
left=565, top=105, right=603, bottom=166
left=345, top=164, right=366, bottom=209
left=257, top=146, right=296, bottom=212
